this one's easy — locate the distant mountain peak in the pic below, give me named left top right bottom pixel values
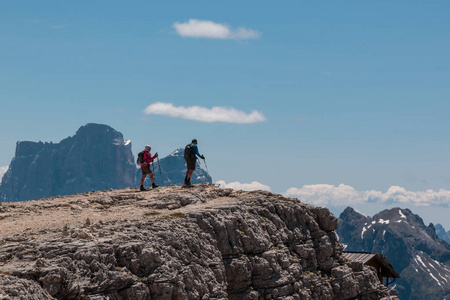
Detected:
left=436, top=223, right=450, bottom=244
left=337, top=206, right=450, bottom=299
left=1, top=124, right=136, bottom=202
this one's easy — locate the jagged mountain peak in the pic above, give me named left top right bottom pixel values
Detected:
left=337, top=206, right=450, bottom=299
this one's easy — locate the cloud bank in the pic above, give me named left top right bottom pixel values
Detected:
left=216, top=180, right=271, bottom=192
left=214, top=181, right=450, bottom=208
left=284, top=184, right=450, bottom=208
left=144, top=102, right=266, bottom=123
left=173, top=19, right=261, bottom=40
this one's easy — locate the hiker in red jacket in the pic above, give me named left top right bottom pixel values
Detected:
left=140, top=145, right=159, bottom=191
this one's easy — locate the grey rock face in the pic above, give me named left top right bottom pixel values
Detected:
left=337, top=206, right=450, bottom=300
left=0, top=185, right=398, bottom=299
left=0, top=124, right=137, bottom=202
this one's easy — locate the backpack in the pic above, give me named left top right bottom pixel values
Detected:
left=137, top=151, right=146, bottom=166
left=184, top=144, right=195, bottom=159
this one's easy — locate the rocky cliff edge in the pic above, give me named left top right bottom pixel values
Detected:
left=0, top=184, right=398, bottom=300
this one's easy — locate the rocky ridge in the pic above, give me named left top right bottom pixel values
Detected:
left=0, top=185, right=398, bottom=299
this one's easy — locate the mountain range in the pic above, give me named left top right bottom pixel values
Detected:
left=0, top=123, right=211, bottom=202
left=2, top=123, right=449, bottom=298
left=337, top=207, right=450, bottom=300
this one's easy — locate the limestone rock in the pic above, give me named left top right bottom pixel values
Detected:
left=0, top=184, right=399, bottom=299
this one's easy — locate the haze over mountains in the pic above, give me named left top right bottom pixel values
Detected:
left=337, top=207, right=450, bottom=300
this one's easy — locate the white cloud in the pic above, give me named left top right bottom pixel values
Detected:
left=0, top=166, right=8, bottom=181
left=216, top=180, right=271, bottom=192
left=285, top=184, right=363, bottom=206
left=173, top=19, right=261, bottom=40
left=284, top=184, right=450, bottom=208
left=144, top=102, right=266, bottom=124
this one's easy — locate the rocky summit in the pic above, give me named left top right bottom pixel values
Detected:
left=0, top=184, right=398, bottom=299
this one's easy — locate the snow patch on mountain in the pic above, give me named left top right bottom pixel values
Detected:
left=170, top=149, right=183, bottom=156
left=0, top=166, right=7, bottom=182
left=361, top=226, right=367, bottom=239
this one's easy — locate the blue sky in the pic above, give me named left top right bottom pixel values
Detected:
left=1, top=1, right=450, bottom=228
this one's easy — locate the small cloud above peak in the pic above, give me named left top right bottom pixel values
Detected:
left=173, top=19, right=261, bottom=40
left=143, top=102, right=266, bottom=124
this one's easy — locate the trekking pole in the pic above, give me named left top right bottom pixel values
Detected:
left=203, top=158, right=210, bottom=181
left=156, top=156, right=163, bottom=185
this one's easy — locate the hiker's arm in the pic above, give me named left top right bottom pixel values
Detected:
left=144, top=152, right=153, bottom=163
left=193, top=145, right=202, bottom=158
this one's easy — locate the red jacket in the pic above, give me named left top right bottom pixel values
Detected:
left=141, top=149, right=157, bottom=167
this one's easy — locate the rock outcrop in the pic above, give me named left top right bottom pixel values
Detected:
left=337, top=207, right=450, bottom=300
left=0, top=184, right=398, bottom=299
left=0, top=124, right=137, bottom=202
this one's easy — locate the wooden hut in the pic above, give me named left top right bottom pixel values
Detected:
left=343, top=251, right=400, bottom=287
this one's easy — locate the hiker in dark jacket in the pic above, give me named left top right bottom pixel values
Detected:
left=184, top=139, right=204, bottom=185
left=140, top=145, right=159, bottom=191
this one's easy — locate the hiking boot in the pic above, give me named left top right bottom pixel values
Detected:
left=152, top=183, right=159, bottom=189
left=140, top=185, right=146, bottom=191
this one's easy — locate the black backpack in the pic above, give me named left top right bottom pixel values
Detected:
left=184, top=144, right=195, bottom=159
left=137, top=151, right=145, bottom=166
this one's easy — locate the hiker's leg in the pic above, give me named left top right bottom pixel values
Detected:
left=187, top=158, right=196, bottom=179
left=150, top=172, right=155, bottom=184
left=140, top=173, right=146, bottom=185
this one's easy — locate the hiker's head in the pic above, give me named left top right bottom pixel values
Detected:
left=145, top=145, right=151, bottom=151
left=192, top=139, right=198, bottom=144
